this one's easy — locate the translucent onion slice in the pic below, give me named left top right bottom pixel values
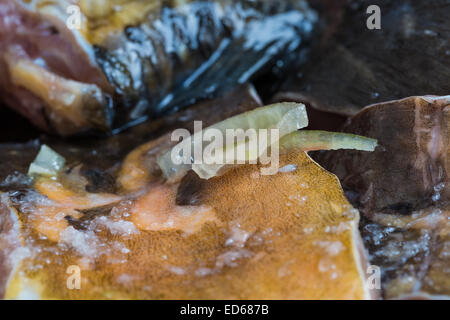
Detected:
left=28, top=145, right=66, bottom=177
left=279, top=130, right=378, bottom=153
left=158, top=102, right=308, bottom=181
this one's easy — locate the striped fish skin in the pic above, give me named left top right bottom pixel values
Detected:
left=0, top=0, right=318, bottom=135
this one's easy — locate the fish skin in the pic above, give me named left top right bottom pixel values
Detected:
left=93, top=0, right=318, bottom=132
left=0, top=0, right=318, bottom=135
left=314, top=95, right=450, bottom=299
left=316, top=96, right=450, bottom=213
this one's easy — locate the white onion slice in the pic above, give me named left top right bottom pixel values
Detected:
left=158, top=102, right=308, bottom=181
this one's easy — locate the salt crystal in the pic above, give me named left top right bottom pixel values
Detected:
left=167, top=266, right=185, bottom=275
left=303, top=226, right=314, bottom=234
left=94, top=216, right=140, bottom=236
left=279, top=164, right=297, bottom=173
left=195, top=268, right=213, bottom=277
left=117, top=273, right=134, bottom=284
left=216, top=249, right=252, bottom=268
left=59, top=227, right=100, bottom=258
left=225, top=225, right=251, bottom=248
left=313, top=241, right=345, bottom=256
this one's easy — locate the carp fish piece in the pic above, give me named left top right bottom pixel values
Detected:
left=0, top=99, right=378, bottom=299
left=0, top=0, right=317, bottom=135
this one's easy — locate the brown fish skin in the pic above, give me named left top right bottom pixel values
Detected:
left=316, top=96, right=449, bottom=213
left=314, top=96, right=450, bottom=299
left=276, top=0, right=450, bottom=117
left=4, top=151, right=373, bottom=300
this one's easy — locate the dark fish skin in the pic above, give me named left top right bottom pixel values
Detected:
left=94, top=0, right=318, bottom=133
left=313, top=96, right=450, bottom=299
left=316, top=96, right=449, bottom=213
left=275, top=0, right=450, bottom=116
left=360, top=213, right=450, bottom=300
left=0, top=0, right=316, bottom=136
